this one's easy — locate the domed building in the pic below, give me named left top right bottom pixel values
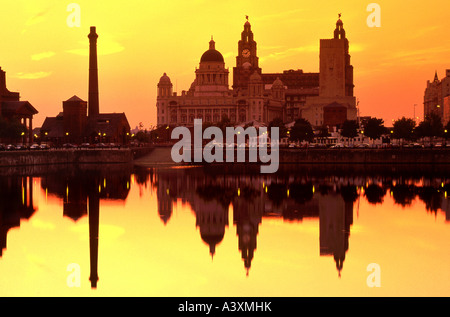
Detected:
left=156, top=19, right=287, bottom=127
left=156, top=16, right=357, bottom=129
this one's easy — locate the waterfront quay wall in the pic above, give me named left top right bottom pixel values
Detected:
left=1, top=147, right=449, bottom=168
left=0, top=149, right=133, bottom=167
left=278, top=148, right=450, bottom=164
left=134, top=146, right=450, bottom=166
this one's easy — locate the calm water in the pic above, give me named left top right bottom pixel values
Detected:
left=0, top=163, right=449, bottom=297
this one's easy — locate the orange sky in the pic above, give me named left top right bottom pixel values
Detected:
left=1, top=0, right=449, bottom=129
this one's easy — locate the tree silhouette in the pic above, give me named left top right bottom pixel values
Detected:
left=341, top=120, right=359, bottom=145
left=290, top=118, right=314, bottom=143
left=364, top=184, right=386, bottom=205
left=268, top=117, right=287, bottom=139
left=393, top=117, right=416, bottom=145
left=415, top=112, right=444, bottom=144
left=364, top=118, right=385, bottom=145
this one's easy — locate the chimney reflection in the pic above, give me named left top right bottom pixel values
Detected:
left=40, top=164, right=131, bottom=288
left=88, top=194, right=100, bottom=288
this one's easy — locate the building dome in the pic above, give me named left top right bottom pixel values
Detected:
left=272, top=77, right=284, bottom=87
left=200, top=38, right=224, bottom=63
left=200, top=49, right=224, bottom=63
left=159, top=73, right=171, bottom=84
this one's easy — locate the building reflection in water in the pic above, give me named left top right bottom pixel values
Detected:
left=1, top=163, right=450, bottom=287
left=39, top=164, right=132, bottom=288
left=148, top=165, right=450, bottom=276
left=0, top=176, right=36, bottom=257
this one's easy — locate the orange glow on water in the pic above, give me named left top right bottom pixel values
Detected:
left=0, top=170, right=449, bottom=297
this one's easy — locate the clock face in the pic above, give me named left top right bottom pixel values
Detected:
left=242, top=49, right=250, bottom=58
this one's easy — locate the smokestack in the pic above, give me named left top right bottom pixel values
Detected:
left=88, top=26, right=99, bottom=117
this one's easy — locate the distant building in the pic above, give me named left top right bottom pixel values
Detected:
left=443, top=96, right=450, bottom=127
left=424, top=69, right=450, bottom=124
left=41, top=27, right=130, bottom=145
left=156, top=16, right=357, bottom=129
left=0, top=67, right=38, bottom=144
left=302, top=17, right=357, bottom=127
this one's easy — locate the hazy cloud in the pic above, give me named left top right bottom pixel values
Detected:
left=31, top=51, right=56, bottom=61
left=66, top=39, right=125, bottom=56
left=14, top=71, right=52, bottom=79
left=380, top=46, right=450, bottom=67
left=25, top=10, right=48, bottom=26
left=260, top=44, right=318, bottom=63
left=253, top=9, right=307, bottom=22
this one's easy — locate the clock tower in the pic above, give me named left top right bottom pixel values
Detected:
left=233, top=17, right=261, bottom=92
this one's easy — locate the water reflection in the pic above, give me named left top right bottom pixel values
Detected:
left=0, top=176, right=36, bottom=257
left=39, top=165, right=131, bottom=288
left=141, top=165, right=450, bottom=277
left=0, top=164, right=449, bottom=291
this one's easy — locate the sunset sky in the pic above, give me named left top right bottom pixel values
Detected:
left=1, top=0, right=449, bottom=129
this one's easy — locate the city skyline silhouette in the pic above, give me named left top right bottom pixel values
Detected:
left=1, top=1, right=449, bottom=131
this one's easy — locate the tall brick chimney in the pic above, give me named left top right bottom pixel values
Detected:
left=88, top=26, right=99, bottom=117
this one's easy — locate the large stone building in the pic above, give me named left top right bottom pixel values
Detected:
left=156, top=16, right=357, bottom=128
left=424, top=69, right=450, bottom=124
left=0, top=67, right=38, bottom=144
left=302, top=16, right=357, bottom=127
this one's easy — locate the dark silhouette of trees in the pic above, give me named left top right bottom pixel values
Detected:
left=341, top=120, right=359, bottom=145
left=290, top=118, right=314, bottom=143
left=289, top=182, right=314, bottom=204
left=364, top=184, right=386, bottom=205
left=267, top=183, right=287, bottom=206
left=393, top=117, right=416, bottom=145
left=414, top=112, right=444, bottom=144
left=364, top=118, right=385, bottom=145
left=268, top=117, right=288, bottom=139
left=391, top=184, right=416, bottom=207
left=417, top=186, right=443, bottom=213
